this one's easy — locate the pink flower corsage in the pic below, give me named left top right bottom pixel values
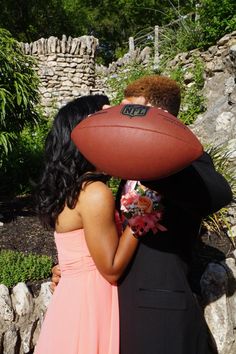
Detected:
left=120, top=183, right=167, bottom=238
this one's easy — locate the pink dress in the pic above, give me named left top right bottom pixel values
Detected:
left=34, top=229, right=119, bottom=354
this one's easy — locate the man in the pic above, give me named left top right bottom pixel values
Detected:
left=52, top=75, right=232, bottom=354
left=122, top=75, right=181, bottom=117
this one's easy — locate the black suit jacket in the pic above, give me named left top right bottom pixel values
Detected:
left=118, top=152, right=232, bottom=354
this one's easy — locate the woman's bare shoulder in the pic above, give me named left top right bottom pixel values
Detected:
left=79, top=181, right=114, bottom=208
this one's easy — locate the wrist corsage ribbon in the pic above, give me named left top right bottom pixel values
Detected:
left=120, top=182, right=167, bottom=238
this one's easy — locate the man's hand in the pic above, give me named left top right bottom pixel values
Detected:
left=50, top=264, right=61, bottom=293
left=102, top=104, right=111, bottom=109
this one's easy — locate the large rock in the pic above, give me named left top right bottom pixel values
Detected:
left=11, top=282, right=33, bottom=317
left=0, top=284, right=14, bottom=322
left=3, top=327, right=18, bottom=354
left=191, top=71, right=236, bottom=149
left=201, top=260, right=236, bottom=354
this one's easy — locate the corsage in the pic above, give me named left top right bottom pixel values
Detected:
left=120, top=182, right=167, bottom=238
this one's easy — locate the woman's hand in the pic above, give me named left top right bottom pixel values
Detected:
left=50, top=264, right=61, bottom=293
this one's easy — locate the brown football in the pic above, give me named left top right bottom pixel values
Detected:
left=71, top=104, right=203, bottom=180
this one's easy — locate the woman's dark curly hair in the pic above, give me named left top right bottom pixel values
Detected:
left=36, top=94, right=110, bottom=228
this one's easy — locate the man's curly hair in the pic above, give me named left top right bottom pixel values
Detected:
left=124, top=75, right=181, bottom=117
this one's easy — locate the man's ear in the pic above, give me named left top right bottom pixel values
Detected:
left=122, top=96, right=148, bottom=105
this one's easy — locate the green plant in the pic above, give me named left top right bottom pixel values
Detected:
left=203, top=145, right=236, bottom=245
left=198, top=0, right=236, bottom=49
left=207, top=145, right=236, bottom=196
left=204, top=207, right=234, bottom=241
left=0, top=28, right=40, bottom=157
left=169, top=57, right=205, bottom=125
left=0, top=118, right=51, bottom=196
left=108, top=177, right=121, bottom=196
left=157, top=0, right=236, bottom=65
left=0, top=250, right=53, bottom=288
left=159, top=16, right=203, bottom=65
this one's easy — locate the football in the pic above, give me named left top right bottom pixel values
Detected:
left=71, top=104, right=203, bottom=180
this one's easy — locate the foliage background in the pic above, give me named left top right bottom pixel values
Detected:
left=0, top=29, right=41, bottom=155
left=0, top=29, right=48, bottom=197
left=0, top=1, right=235, bottom=63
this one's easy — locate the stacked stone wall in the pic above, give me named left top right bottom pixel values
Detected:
left=21, top=35, right=99, bottom=115
left=0, top=282, right=51, bottom=354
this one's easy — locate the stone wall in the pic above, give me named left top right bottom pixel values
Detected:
left=0, top=282, right=52, bottom=354
left=20, top=35, right=99, bottom=115
left=95, top=31, right=236, bottom=156
left=94, top=46, right=152, bottom=98
left=165, top=31, right=236, bottom=157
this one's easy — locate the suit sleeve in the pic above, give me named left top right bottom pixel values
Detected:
left=142, top=152, right=233, bottom=217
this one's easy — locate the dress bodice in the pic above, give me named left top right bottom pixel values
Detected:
left=54, top=229, right=96, bottom=277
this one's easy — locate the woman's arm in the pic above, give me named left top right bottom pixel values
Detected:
left=78, top=181, right=138, bottom=284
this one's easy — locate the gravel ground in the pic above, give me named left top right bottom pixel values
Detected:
left=0, top=196, right=57, bottom=262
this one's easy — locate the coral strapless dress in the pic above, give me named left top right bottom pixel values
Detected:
left=34, top=229, right=119, bottom=354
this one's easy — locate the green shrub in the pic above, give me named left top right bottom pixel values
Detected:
left=207, top=145, right=236, bottom=196
left=108, top=177, right=121, bottom=196
left=0, top=250, right=53, bottom=288
left=198, top=0, right=236, bottom=49
left=159, top=17, right=203, bottom=65
left=203, top=145, right=236, bottom=245
left=169, top=57, right=205, bottom=125
left=0, top=28, right=40, bottom=157
left=157, top=0, right=236, bottom=64
left=0, top=118, right=51, bottom=196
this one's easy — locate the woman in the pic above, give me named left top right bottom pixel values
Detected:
left=34, top=95, right=139, bottom=354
